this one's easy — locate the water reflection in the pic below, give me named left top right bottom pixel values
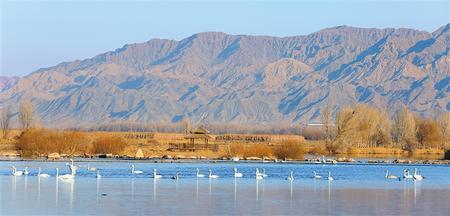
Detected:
left=290, top=180, right=293, bottom=205
left=24, top=175, right=28, bottom=202
left=413, top=180, right=421, bottom=205
left=328, top=180, right=331, bottom=202
left=96, top=177, right=100, bottom=204
left=1, top=162, right=450, bottom=215
left=131, top=178, right=135, bottom=201
left=255, top=179, right=259, bottom=201
left=153, top=178, right=157, bottom=204
left=234, top=178, right=237, bottom=208
left=38, top=177, right=41, bottom=205
left=196, top=178, right=199, bottom=202
left=69, top=179, right=74, bottom=212
left=11, top=176, right=16, bottom=201
left=55, top=176, right=59, bottom=206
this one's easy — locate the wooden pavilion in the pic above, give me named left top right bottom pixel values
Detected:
left=169, top=126, right=218, bottom=152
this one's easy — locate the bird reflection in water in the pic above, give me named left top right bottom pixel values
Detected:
left=256, top=178, right=260, bottom=201
left=55, top=175, right=59, bottom=206
left=96, top=176, right=100, bottom=204
left=131, top=178, right=135, bottom=202
left=153, top=178, right=157, bottom=204
left=414, top=180, right=421, bottom=205
left=234, top=178, right=237, bottom=208
left=209, top=178, right=212, bottom=199
left=69, top=179, right=74, bottom=213
left=196, top=178, right=200, bottom=202
left=290, top=180, right=294, bottom=205
left=37, top=177, right=41, bottom=206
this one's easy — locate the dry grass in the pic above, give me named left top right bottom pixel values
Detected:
left=91, top=135, right=127, bottom=155
left=18, top=129, right=89, bottom=157
left=273, top=140, right=305, bottom=160
left=347, top=147, right=404, bottom=155
left=229, top=143, right=273, bottom=158
left=3, top=128, right=448, bottom=159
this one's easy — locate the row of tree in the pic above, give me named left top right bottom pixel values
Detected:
left=321, top=104, right=450, bottom=154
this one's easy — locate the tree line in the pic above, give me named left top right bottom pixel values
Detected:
left=321, top=104, right=449, bottom=154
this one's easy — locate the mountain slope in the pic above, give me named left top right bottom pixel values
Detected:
left=0, top=76, right=19, bottom=92
left=1, top=24, right=449, bottom=127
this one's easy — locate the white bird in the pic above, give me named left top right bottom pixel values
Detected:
left=131, top=165, right=143, bottom=174
left=262, top=169, right=268, bottom=178
left=286, top=171, right=294, bottom=181
left=96, top=170, right=101, bottom=179
left=403, top=169, right=413, bottom=179
left=208, top=169, right=219, bottom=179
left=256, top=168, right=263, bottom=180
left=327, top=172, right=334, bottom=181
left=11, top=166, right=23, bottom=176
left=413, top=168, right=423, bottom=181
left=38, top=167, right=50, bottom=178
left=87, top=163, right=97, bottom=171
left=312, top=171, right=322, bottom=179
left=234, top=168, right=243, bottom=178
left=385, top=170, right=397, bottom=179
left=66, top=159, right=79, bottom=170
left=322, top=156, right=327, bottom=164
left=171, top=172, right=179, bottom=180
left=153, top=169, right=162, bottom=179
left=196, top=168, right=205, bottom=178
left=24, top=166, right=29, bottom=175
left=256, top=168, right=264, bottom=178
left=57, top=167, right=75, bottom=180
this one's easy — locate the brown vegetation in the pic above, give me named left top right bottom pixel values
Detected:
left=91, top=135, right=127, bottom=155
left=18, top=129, right=89, bottom=157
left=0, top=107, right=11, bottom=139
left=323, top=105, right=449, bottom=154
left=274, top=140, right=305, bottom=160
left=229, top=143, right=273, bottom=158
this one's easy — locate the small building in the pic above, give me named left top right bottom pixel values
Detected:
left=169, top=126, right=218, bottom=152
left=184, top=127, right=212, bottom=145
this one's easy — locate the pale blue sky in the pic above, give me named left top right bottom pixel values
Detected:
left=1, top=0, right=449, bottom=76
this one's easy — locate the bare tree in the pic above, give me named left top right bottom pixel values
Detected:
left=393, top=105, right=417, bottom=147
left=0, top=107, right=12, bottom=139
left=19, top=100, right=34, bottom=131
left=330, top=107, right=356, bottom=153
left=321, top=97, right=335, bottom=147
left=182, top=116, right=190, bottom=134
left=438, top=112, right=450, bottom=147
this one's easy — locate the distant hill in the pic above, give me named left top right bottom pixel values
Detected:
left=0, top=24, right=449, bottom=128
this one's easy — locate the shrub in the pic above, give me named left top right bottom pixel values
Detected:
left=308, top=143, right=327, bottom=155
left=416, top=119, right=443, bottom=148
left=18, top=129, right=88, bottom=157
left=245, top=144, right=272, bottom=158
left=229, top=143, right=273, bottom=158
left=230, top=143, right=246, bottom=157
left=274, top=140, right=305, bottom=160
left=91, top=135, right=127, bottom=155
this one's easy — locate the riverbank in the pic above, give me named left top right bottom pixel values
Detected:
left=1, top=130, right=448, bottom=161
left=2, top=155, right=450, bottom=165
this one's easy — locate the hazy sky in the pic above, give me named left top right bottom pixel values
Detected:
left=1, top=0, right=449, bottom=76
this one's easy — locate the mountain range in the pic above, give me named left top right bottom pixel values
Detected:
left=1, top=24, right=449, bottom=128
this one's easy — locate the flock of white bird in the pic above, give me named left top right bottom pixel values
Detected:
left=385, top=169, right=425, bottom=181
left=10, top=160, right=425, bottom=182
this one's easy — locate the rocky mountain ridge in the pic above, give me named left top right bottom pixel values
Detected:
left=0, top=24, right=449, bottom=128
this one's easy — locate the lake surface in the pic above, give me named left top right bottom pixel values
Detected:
left=1, top=161, right=449, bottom=215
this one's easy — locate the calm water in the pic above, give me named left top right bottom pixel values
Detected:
left=1, top=161, right=449, bottom=215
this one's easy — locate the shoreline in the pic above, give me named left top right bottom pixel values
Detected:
left=2, top=157, right=449, bottom=165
